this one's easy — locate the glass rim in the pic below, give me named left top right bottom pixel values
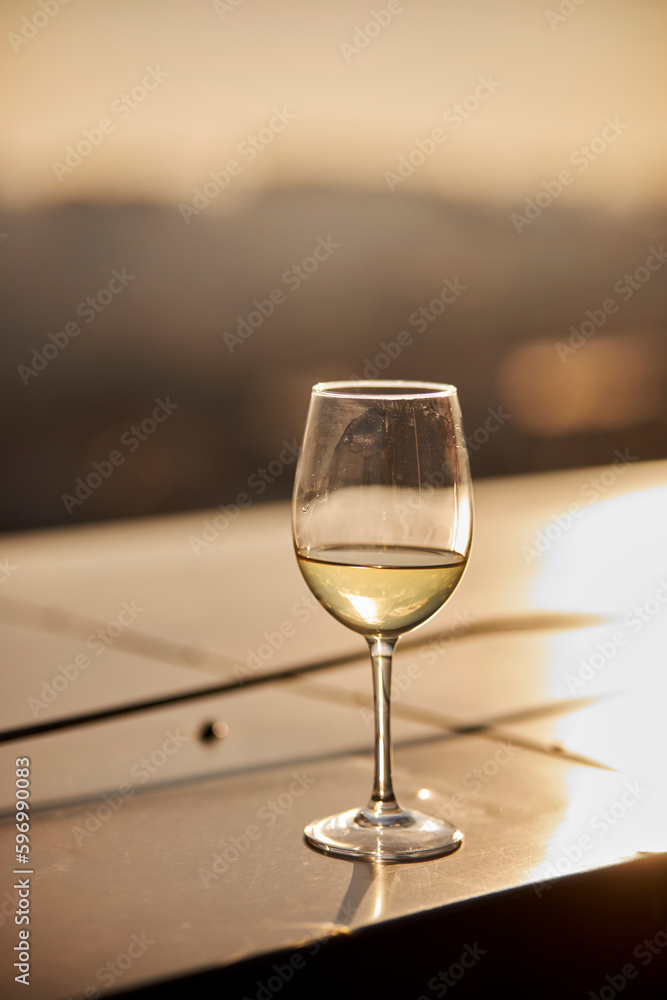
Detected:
left=312, top=380, right=458, bottom=400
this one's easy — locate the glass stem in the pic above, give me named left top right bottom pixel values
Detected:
left=364, top=635, right=403, bottom=822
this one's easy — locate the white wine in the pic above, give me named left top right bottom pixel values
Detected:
left=297, top=544, right=467, bottom=637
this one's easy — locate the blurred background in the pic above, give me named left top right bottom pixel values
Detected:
left=1, top=0, right=666, bottom=531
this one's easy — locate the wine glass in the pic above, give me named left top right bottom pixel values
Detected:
left=292, top=380, right=473, bottom=861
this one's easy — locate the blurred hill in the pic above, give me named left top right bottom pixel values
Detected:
left=1, top=187, right=666, bottom=531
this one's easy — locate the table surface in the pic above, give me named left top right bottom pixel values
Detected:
left=1, top=459, right=667, bottom=998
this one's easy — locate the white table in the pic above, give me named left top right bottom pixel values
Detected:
left=1, top=461, right=667, bottom=998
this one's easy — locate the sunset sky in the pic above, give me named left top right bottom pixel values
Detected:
left=1, top=0, right=666, bottom=210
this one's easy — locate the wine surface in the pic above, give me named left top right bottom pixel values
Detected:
left=296, top=544, right=467, bottom=636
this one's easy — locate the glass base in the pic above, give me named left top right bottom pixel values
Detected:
left=304, top=807, right=463, bottom=862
